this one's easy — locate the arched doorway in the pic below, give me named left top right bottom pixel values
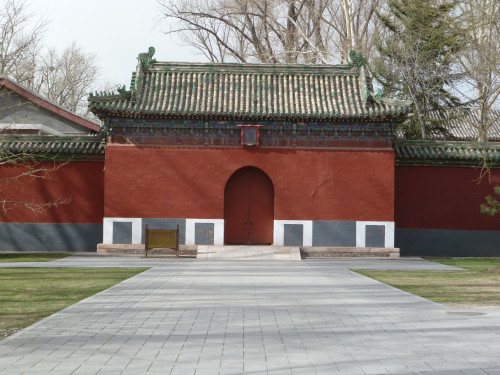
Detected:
left=224, top=166, right=274, bottom=244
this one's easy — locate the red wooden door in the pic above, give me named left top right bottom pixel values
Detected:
left=224, top=167, right=274, bottom=244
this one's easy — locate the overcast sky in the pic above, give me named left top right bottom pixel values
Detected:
left=39, top=0, right=202, bottom=87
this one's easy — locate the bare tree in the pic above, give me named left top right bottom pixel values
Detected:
left=32, top=43, right=100, bottom=115
left=457, top=0, right=500, bottom=141
left=0, top=0, right=101, bottom=117
left=0, top=1, right=98, bottom=215
left=158, top=0, right=382, bottom=64
left=0, top=88, right=71, bottom=215
left=0, top=0, right=46, bottom=85
left=0, top=0, right=46, bottom=94
left=323, top=0, right=384, bottom=62
left=0, top=149, right=70, bottom=216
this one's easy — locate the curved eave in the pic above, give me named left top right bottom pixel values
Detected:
left=0, top=135, right=106, bottom=159
left=89, top=104, right=412, bottom=123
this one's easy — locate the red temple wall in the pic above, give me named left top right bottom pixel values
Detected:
left=0, top=161, right=104, bottom=224
left=104, top=145, right=395, bottom=221
left=395, top=166, right=500, bottom=231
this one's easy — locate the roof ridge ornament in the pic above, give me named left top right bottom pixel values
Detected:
left=117, top=85, right=132, bottom=99
left=137, top=47, right=157, bottom=68
left=348, top=50, right=367, bottom=69
left=375, top=88, right=385, bottom=100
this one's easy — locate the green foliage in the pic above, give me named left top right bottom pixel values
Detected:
left=429, top=257, right=500, bottom=272
left=481, top=186, right=500, bottom=216
left=356, top=258, right=500, bottom=304
left=373, top=0, right=466, bottom=139
left=0, top=253, right=70, bottom=262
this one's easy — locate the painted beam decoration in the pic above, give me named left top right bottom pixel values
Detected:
left=238, top=125, right=262, bottom=147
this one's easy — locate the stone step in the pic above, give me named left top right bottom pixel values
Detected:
left=197, top=245, right=301, bottom=260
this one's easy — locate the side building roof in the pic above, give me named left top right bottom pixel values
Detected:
left=426, top=109, right=500, bottom=141
left=394, top=140, right=500, bottom=167
left=89, top=48, right=412, bottom=123
left=0, top=76, right=100, bottom=133
left=397, top=109, right=500, bottom=141
left=0, top=134, right=105, bottom=161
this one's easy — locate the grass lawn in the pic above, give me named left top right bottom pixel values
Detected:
left=0, top=253, right=71, bottom=262
left=356, top=258, right=500, bottom=306
left=0, top=267, right=148, bottom=338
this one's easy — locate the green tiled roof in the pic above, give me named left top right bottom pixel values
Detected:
left=0, top=135, right=105, bottom=161
left=89, top=51, right=412, bottom=122
left=394, top=140, right=500, bottom=167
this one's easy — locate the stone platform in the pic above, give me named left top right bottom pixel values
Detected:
left=96, top=244, right=197, bottom=256
left=96, top=244, right=399, bottom=259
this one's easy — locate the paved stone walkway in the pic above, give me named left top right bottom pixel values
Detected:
left=197, top=246, right=301, bottom=260
left=0, top=256, right=500, bottom=374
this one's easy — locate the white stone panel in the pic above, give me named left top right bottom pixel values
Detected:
left=103, top=218, right=142, bottom=244
left=356, top=221, right=395, bottom=248
left=186, top=219, right=224, bottom=245
left=274, top=220, right=313, bottom=246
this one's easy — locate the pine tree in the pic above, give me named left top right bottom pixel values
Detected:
left=481, top=186, right=500, bottom=216
left=373, top=0, right=465, bottom=139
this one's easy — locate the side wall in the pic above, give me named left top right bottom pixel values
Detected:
left=0, top=161, right=104, bottom=251
left=395, top=166, right=500, bottom=256
left=104, top=145, right=395, bottom=247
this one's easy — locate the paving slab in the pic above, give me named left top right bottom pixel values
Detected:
left=0, top=256, right=499, bottom=374
left=197, top=245, right=301, bottom=260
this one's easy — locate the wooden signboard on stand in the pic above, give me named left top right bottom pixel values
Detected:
left=144, top=224, right=180, bottom=257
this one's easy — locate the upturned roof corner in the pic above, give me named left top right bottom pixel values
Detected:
left=352, top=52, right=413, bottom=110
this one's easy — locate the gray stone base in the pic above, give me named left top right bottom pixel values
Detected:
left=300, top=246, right=400, bottom=258
left=97, top=244, right=400, bottom=258
left=396, top=228, right=500, bottom=257
left=0, top=223, right=102, bottom=252
left=96, top=243, right=197, bottom=257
